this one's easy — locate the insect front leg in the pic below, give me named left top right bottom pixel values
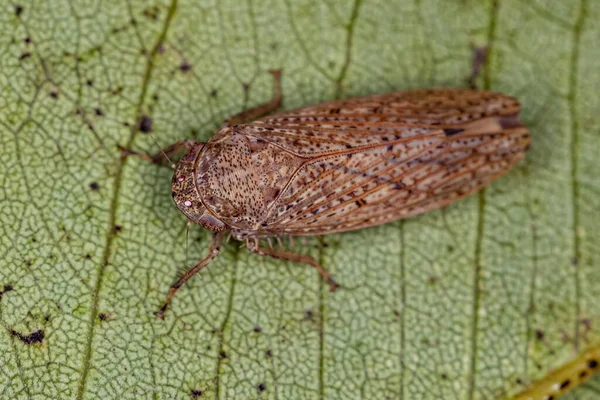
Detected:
left=221, top=70, right=282, bottom=128
left=154, top=231, right=226, bottom=319
left=246, top=238, right=340, bottom=292
left=119, top=139, right=199, bottom=168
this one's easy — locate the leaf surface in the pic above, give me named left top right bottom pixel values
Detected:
left=0, top=0, right=599, bottom=399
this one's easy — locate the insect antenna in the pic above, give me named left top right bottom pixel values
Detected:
left=149, top=134, right=176, bottom=169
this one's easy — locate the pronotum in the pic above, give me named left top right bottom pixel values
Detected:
left=124, top=70, right=531, bottom=319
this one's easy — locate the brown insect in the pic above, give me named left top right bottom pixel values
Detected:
left=125, top=71, right=530, bottom=318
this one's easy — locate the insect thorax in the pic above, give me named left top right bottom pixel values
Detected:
left=197, top=126, right=304, bottom=232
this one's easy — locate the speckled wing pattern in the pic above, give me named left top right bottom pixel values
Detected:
left=241, top=88, right=530, bottom=236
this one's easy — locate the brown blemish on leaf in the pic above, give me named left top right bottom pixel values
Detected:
left=190, top=389, right=203, bottom=398
left=179, top=62, right=192, bottom=72
left=0, top=284, right=14, bottom=301
left=98, top=313, right=112, bottom=322
left=19, top=52, right=31, bottom=60
left=138, top=115, right=153, bottom=133
left=10, top=328, right=44, bottom=345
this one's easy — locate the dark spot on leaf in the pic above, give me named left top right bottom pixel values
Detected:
left=266, top=349, right=272, bottom=358
left=580, top=370, right=588, bottom=378
left=130, top=18, right=137, bottom=26
left=535, top=329, right=544, bottom=340
left=171, top=191, right=177, bottom=198
left=24, top=36, right=31, bottom=44
left=440, top=373, right=448, bottom=380
left=443, top=128, right=464, bottom=136
left=588, top=359, right=598, bottom=369
left=219, top=351, right=227, bottom=359
left=257, top=383, right=266, bottom=392
left=95, top=108, right=103, bottom=116
left=304, top=310, right=313, bottom=318
left=253, top=326, right=261, bottom=333
left=113, top=225, right=122, bottom=233
left=143, top=6, right=160, bottom=20
left=191, top=389, right=202, bottom=397
left=571, top=257, right=579, bottom=266
left=111, top=85, right=124, bottom=96
left=0, top=284, right=13, bottom=301
left=50, top=91, right=58, bottom=99
left=210, top=89, right=218, bottom=98
left=560, top=380, right=570, bottom=389
left=98, top=313, right=109, bottom=321
left=242, top=83, right=250, bottom=92
left=10, top=329, right=44, bottom=345
left=15, top=5, right=23, bottom=16
left=19, top=52, right=31, bottom=60
left=179, top=62, right=192, bottom=72
left=89, top=182, right=99, bottom=191
left=138, top=115, right=152, bottom=133
left=86, top=79, right=93, bottom=86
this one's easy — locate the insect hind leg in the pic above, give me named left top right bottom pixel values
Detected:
left=246, top=238, right=340, bottom=292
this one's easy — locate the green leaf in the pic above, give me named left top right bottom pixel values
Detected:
left=1, top=0, right=598, bottom=399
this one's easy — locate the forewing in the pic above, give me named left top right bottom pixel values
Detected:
left=239, top=89, right=529, bottom=236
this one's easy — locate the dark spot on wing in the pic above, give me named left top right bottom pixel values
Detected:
left=443, top=128, right=464, bottom=136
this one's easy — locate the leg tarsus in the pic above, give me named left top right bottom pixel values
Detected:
left=154, top=231, right=226, bottom=319
left=247, top=239, right=339, bottom=292
left=222, top=70, right=283, bottom=128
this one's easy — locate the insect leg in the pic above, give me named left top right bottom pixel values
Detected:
left=247, top=240, right=340, bottom=292
left=221, top=70, right=282, bottom=128
left=154, top=231, right=226, bottom=319
left=119, top=139, right=199, bottom=168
